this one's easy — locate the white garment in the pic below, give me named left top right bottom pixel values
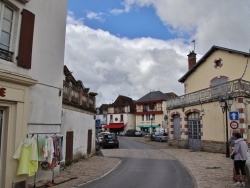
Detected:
left=46, top=137, right=55, bottom=163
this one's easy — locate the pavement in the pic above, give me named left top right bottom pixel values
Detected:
left=29, top=137, right=249, bottom=188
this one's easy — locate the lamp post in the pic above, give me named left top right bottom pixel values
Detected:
left=150, top=118, right=153, bottom=134
left=219, top=96, right=233, bottom=158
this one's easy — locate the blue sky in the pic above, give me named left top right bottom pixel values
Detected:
left=67, top=0, right=179, bottom=40
left=65, top=0, right=250, bottom=106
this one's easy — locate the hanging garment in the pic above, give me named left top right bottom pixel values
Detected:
left=37, top=137, right=47, bottom=161
left=46, top=136, right=54, bottom=164
left=13, top=138, right=38, bottom=176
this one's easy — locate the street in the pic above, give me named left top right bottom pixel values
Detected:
left=81, top=136, right=194, bottom=188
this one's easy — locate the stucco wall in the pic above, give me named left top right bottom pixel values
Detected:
left=61, top=106, right=96, bottom=162
left=168, top=99, right=242, bottom=143
left=185, top=50, right=250, bottom=94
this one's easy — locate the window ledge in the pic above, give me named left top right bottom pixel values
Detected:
left=17, top=0, right=30, bottom=4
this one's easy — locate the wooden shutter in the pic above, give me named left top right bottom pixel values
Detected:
left=17, top=9, right=35, bottom=69
left=87, top=129, right=92, bottom=154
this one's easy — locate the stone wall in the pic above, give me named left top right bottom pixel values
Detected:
left=201, top=140, right=226, bottom=154
left=169, top=139, right=226, bottom=154
left=169, top=139, right=188, bottom=149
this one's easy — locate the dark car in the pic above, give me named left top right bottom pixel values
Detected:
left=101, top=133, right=119, bottom=149
left=125, top=129, right=137, bottom=137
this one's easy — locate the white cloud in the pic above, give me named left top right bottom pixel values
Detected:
left=122, top=0, right=250, bottom=53
left=65, top=0, right=250, bottom=107
left=86, top=11, right=105, bottom=22
left=65, top=15, right=190, bottom=106
left=110, top=8, right=127, bottom=15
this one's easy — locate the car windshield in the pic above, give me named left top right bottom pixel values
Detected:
left=104, top=134, right=116, bottom=140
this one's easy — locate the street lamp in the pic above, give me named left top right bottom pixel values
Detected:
left=150, top=118, right=153, bottom=134
left=219, top=96, right=233, bottom=158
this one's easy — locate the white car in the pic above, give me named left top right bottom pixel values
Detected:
left=134, top=131, right=142, bottom=137
left=119, top=131, right=126, bottom=136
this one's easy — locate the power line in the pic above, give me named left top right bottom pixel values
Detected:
left=240, top=57, right=249, bottom=80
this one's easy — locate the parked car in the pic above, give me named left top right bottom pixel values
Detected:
left=141, top=131, right=149, bottom=137
left=119, top=131, right=126, bottom=136
left=151, top=132, right=168, bottom=142
left=125, top=129, right=137, bottom=137
left=134, top=131, right=142, bottom=137
left=98, top=131, right=110, bottom=143
left=101, top=133, right=119, bottom=149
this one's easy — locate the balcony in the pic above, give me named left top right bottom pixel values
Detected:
left=135, top=107, right=163, bottom=115
left=167, top=79, right=250, bottom=109
left=0, top=48, right=13, bottom=61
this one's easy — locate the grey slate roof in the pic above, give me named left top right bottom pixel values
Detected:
left=136, top=91, right=168, bottom=103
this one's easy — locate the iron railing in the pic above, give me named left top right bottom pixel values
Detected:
left=0, top=48, right=13, bottom=61
left=167, top=79, right=250, bottom=109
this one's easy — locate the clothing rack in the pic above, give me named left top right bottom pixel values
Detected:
left=28, top=132, right=62, bottom=188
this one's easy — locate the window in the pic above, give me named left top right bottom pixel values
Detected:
left=110, top=115, right=113, bottom=120
left=152, top=114, right=155, bottom=121
left=141, top=115, right=144, bottom=121
left=0, top=2, right=16, bottom=61
left=120, top=115, right=123, bottom=122
left=210, top=76, right=228, bottom=87
left=0, top=5, right=13, bottom=51
left=146, top=114, right=150, bottom=121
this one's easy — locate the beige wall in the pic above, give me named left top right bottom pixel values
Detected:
left=185, top=50, right=250, bottom=94
left=0, top=71, right=37, bottom=188
left=168, top=99, right=243, bottom=143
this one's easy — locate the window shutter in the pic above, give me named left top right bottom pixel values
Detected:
left=17, top=9, right=35, bottom=69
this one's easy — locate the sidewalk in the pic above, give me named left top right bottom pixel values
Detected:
left=30, top=137, right=248, bottom=188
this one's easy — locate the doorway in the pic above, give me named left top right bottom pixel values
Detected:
left=65, top=131, right=73, bottom=165
left=187, top=113, right=201, bottom=150
left=173, top=115, right=181, bottom=139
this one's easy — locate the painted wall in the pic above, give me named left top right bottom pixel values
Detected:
left=0, top=0, right=67, bottom=187
left=107, top=112, right=136, bottom=131
left=185, top=50, right=250, bottom=94
left=168, top=95, right=246, bottom=143
left=61, top=106, right=96, bottom=161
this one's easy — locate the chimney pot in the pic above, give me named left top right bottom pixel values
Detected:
left=187, top=51, right=197, bottom=70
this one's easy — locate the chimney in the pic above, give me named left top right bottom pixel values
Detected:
left=187, top=51, right=196, bottom=70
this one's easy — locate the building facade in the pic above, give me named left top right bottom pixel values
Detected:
left=96, top=104, right=108, bottom=130
left=0, top=0, right=67, bottom=187
left=104, top=95, right=136, bottom=133
left=167, top=46, right=250, bottom=153
left=135, top=91, right=177, bottom=134
left=62, top=65, right=97, bottom=165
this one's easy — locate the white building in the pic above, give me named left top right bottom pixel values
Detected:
left=104, top=95, right=136, bottom=133
left=61, top=66, right=97, bottom=165
left=0, top=0, right=67, bottom=187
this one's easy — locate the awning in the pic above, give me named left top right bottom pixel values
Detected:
left=104, top=123, right=124, bottom=129
left=137, top=125, right=158, bottom=128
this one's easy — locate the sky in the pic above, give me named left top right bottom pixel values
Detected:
left=65, top=0, right=250, bottom=107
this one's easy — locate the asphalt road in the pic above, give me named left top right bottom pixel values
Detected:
left=81, top=137, right=194, bottom=188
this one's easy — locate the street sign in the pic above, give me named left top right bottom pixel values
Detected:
left=229, top=111, right=239, bottom=121
left=230, top=121, right=239, bottom=129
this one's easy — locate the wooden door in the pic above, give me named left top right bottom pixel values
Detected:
left=65, top=131, right=73, bottom=165
left=87, top=129, right=92, bottom=154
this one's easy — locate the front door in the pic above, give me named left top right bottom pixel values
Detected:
left=173, top=115, right=181, bottom=139
left=87, top=129, right=92, bottom=154
left=188, top=119, right=201, bottom=150
left=65, top=131, right=73, bottom=165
